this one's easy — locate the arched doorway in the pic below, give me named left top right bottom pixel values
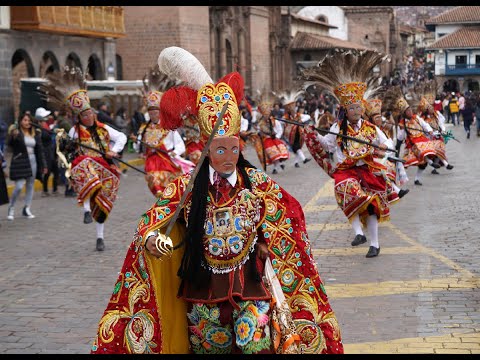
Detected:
left=443, top=79, right=459, bottom=93
left=39, top=51, right=60, bottom=78
left=66, top=52, right=83, bottom=70
left=115, top=54, right=123, bottom=80
left=467, top=79, right=479, bottom=92
left=225, top=39, right=233, bottom=74
left=12, top=49, right=35, bottom=119
left=87, top=54, right=104, bottom=80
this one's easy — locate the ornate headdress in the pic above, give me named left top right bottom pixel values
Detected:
left=39, top=66, right=91, bottom=116
left=417, top=79, right=438, bottom=113
left=275, top=90, right=304, bottom=113
left=302, top=49, right=389, bottom=108
left=381, top=86, right=410, bottom=115
left=142, top=64, right=180, bottom=110
left=255, top=89, right=277, bottom=117
left=157, top=46, right=244, bottom=143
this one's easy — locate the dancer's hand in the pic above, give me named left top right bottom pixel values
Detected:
left=256, top=242, right=269, bottom=260
left=105, top=151, right=119, bottom=159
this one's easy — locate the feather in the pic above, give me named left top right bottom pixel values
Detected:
left=301, top=48, right=389, bottom=102
left=38, top=66, right=87, bottom=111
left=381, top=85, right=405, bottom=114
left=142, top=64, right=180, bottom=98
left=157, top=46, right=213, bottom=91
left=159, top=86, right=197, bottom=130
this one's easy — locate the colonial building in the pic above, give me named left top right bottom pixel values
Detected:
left=1, top=6, right=125, bottom=121
left=117, top=6, right=290, bottom=98
left=426, top=6, right=480, bottom=92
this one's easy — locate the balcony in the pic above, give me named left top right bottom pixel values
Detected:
left=10, top=6, right=125, bottom=38
left=445, top=64, right=480, bottom=76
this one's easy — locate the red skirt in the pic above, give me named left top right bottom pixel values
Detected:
left=144, top=152, right=183, bottom=197
left=332, top=165, right=391, bottom=224
left=404, top=135, right=437, bottom=168
left=70, top=155, right=120, bottom=222
left=262, top=137, right=289, bottom=164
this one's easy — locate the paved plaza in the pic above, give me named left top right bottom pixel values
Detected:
left=0, top=123, right=479, bottom=354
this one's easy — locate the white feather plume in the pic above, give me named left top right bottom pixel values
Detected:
left=157, top=46, right=213, bottom=91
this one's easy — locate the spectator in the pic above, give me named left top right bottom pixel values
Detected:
left=6, top=111, right=47, bottom=220
left=131, top=105, right=146, bottom=136
left=463, top=99, right=475, bottom=139
left=449, top=93, right=460, bottom=126
left=96, top=102, right=116, bottom=128
left=443, top=94, right=451, bottom=123
left=475, top=98, right=480, bottom=137
left=114, top=107, right=129, bottom=136
left=0, top=117, right=7, bottom=155
left=0, top=148, right=8, bottom=212
left=434, top=97, right=443, bottom=115
left=35, top=107, right=59, bottom=197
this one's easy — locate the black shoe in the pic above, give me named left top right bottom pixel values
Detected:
left=431, top=162, right=441, bottom=169
left=303, top=158, right=312, bottom=164
left=280, top=164, right=285, bottom=170
left=467, top=131, right=470, bottom=139
left=84, top=211, right=93, bottom=224
left=398, top=189, right=410, bottom=198
left=446, top=164, right=454, bottom=170
left=431, top=169, right=439, bottom=175
left=294, top=163, right=300, bottom=168
left=272, top=169, right=278, bottom=175
left=96, top=238, right=105, bottom=251
left=351, top=234, right=367, bottom=246
left=414, top=180, right=422, bottom=186
left=366, top=246, right=380, bottom=258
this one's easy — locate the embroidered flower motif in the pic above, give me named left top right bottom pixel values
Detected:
left=209, top=307, right=220, bottom=321
left=235, top=317, right=255, bottom=346
left=206, top=327, right=232, bottom=348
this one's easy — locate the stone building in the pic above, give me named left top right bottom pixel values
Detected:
left=0, top=6, right=124, bottom=122
left=426, top=6, right=480, bottom=93
left=117, top=6, right=290, bottom=98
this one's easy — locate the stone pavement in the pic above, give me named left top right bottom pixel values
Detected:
left=0, top=124, right=478, bottom=354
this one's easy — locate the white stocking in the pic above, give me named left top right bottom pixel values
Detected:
left=366, top=215, right=379, bottom=248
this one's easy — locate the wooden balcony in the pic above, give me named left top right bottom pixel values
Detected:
left=10, top=6, right=125, bottom=38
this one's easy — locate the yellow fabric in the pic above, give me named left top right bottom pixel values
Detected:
left=144, top=222, right=190, bottom=354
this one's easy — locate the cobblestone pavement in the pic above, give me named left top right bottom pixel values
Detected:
left=0, top=124, right=479, bottom=354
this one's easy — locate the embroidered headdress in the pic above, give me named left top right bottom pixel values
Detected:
left=417, top=79, right=438, bottom=113
left=39, top=65, right=91, bottom=116
left=157, top=46, right=244, bottom=143
left=302, top=49, right=389, bottom=108
left=255, top=89, right=277, bottom=117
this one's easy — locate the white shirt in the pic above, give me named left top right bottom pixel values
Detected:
left=240, top=116, right=249, bottom=132
left=208, top=165, right=237, bottom=187
left=397, top=116, right=433, bottom=142
left=315, top=119, right=388, bottom=165
left=163, top=130, right=186, bottom=156
left=273, top=119, right=284, bottom=139
left=68, top=123, right=127, bottom=154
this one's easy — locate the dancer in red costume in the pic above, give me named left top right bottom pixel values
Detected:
left=91, top=47, right=343, bottom=354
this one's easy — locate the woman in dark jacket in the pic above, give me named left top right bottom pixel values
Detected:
left=0, top=148, right=8, bottom=207
left=6, top=112, right=47, bottom=220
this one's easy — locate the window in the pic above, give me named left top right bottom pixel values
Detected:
left=316, top=15, right=328, bottom=23
left=455, top=55, right=467, bottom=68
left=476, top=55, right=480, bottom=68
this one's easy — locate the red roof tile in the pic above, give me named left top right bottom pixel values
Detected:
left=426, top=6, right=480, bottom=25
left=290, top=31, right=370, bottom=51
left=427, top=27, right=480, bottom=49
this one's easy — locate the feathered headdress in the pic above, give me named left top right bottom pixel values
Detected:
left=302, top=48, right=390, bottom=107
left=255, top=88, right=277, bottom=117
left=39, top=66, right=90, bottom=116
left=142, top=64, right=180, bottom=110
left=158, top=46, right=244, bottom=142
left=274, top=89, right=304, bottom=113
left=381, top=85, right=410, bottom=115
left=417, top=79, right=439, bottom=113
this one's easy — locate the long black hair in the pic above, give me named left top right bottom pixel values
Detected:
left=177, top=152, right=261, bottom=289
left=338, top=106, right=349, bottom=152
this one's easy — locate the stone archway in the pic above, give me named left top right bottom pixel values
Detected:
left=87, top=54, right=104, bottom=80
left=39, top=51, right=60, bottom=78
left=66, top=52, right=83, bottom=71
left=12, top=49, right=36, bottom=119
left=443, top=79, right=459, bottom=93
